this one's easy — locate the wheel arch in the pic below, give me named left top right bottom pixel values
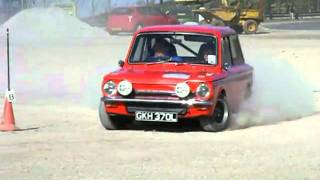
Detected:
left=218, top=88, right=227, bottom=99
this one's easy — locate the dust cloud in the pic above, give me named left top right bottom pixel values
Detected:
left=0, top=8, right=106, bottom=45
left=232, top=54, right=316, bottom=129
left=0, top=8, right=113, bottom=107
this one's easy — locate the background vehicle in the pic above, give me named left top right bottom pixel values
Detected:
left=175, top=0, right=264, bottom=34
left=106, top=6, right=179, bottom=35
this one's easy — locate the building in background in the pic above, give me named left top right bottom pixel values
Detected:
left=1, top=0, right=170, bottom=19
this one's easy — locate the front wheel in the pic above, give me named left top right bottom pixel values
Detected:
left=243, top=20, right=258, bottom=34
left=99, top=102, right=132, bottom=130
left=200, top=97, right=231, bottom=132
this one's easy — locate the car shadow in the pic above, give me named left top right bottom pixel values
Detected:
left=126, top=120, right=203, bottom=133
left=14, top=127, right=40, bottom=132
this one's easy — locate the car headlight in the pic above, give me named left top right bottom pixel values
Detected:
left=117, top=80, right=133, bottom=96
left=104, top=81, right=117, bottom=95
left=175, top=82, right=190, bottom=98
left=196, top=84, right=210, bottom=98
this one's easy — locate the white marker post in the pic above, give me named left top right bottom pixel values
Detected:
left=6, top=28, right=15, bottom=103
left=0, top=28, right=16, bottom=132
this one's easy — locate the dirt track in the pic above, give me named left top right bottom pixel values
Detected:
left=1, top=105, right=320, bottom=180
left=1, top=22, right=320, bottom=179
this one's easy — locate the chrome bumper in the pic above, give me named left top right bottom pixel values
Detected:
left=101, top=96, right=213, bottom=106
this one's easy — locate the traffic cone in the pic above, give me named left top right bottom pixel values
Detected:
left=0, top=98, right=16, bottom=131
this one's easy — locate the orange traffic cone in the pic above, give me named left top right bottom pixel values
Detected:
left=0, top=98, right=16, bottom=131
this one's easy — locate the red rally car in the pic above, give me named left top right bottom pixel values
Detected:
left=99, top=25, right=253, bottom=132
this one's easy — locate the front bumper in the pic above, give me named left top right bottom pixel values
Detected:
left=101, top=97, right=213, bottom=106
left=101, top=96, right=214, bottom=118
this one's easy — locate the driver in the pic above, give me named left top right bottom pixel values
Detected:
left=149, top=38, right=182, bottom=62
left=153, top=40, right=170, bottom=57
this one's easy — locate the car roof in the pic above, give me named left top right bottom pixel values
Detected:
left=137, top=25, right=237, bottom=36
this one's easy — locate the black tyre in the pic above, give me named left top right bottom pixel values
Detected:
left=200, top=97, right=231, bottom=132
left=243, top=20, right=258, bottom=34
left=99, top=102, right=131, bottom=130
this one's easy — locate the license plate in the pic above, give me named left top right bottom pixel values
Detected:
left=135, top=111, right=178, bottom=122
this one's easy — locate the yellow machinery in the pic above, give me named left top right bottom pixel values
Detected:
left=175, top=0, right=264, bottom=34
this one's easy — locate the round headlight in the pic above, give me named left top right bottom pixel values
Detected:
left=196, top=84, right=210, bottom=98
left=117, top=80, right=133, bottom=96
left=104, top=81, right=116, bottom=95
left=175, top=82, right=190, bottom=98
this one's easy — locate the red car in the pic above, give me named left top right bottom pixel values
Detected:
left=106, top=6, right=179, bottom=35
left=99, top=25, right=253, bottom=132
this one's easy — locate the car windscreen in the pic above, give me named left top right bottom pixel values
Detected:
left=129, top=33, right=218, bottom=65
left=111, top=8, right=133, bottom=15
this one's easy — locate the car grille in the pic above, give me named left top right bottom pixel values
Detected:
left=123, top=89, right=196, bottom=115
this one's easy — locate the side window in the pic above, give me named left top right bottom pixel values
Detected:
left=222, top=37, right=232, bottom=66
left=229, top=35, right=245, bottom=65
left=111, top=8, right=132, bottom=15
left=130, top=36, right=156, bottom=62
left=148, top=8, right=163, bottom=16
left=138, top=7, right=149, bottom=15
left=131, top=36, right=146, bottom=62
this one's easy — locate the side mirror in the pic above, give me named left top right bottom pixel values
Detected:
left=118, top=60, right=124, bottom=67
left=223, top=62, right=231, bottom=71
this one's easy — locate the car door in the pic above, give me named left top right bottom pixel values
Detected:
left=220, top=36, right=253, bottom=112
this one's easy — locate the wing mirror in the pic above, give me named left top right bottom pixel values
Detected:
left=223, top=62, right=231, bottom=71
left=118, top=60, right=125, bottom=67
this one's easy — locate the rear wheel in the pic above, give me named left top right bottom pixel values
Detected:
left=243, top=20, right=258, bottom=34
left=200, top=97, right=231, bottom=132
left=99, top=102, right=132, bottom=130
